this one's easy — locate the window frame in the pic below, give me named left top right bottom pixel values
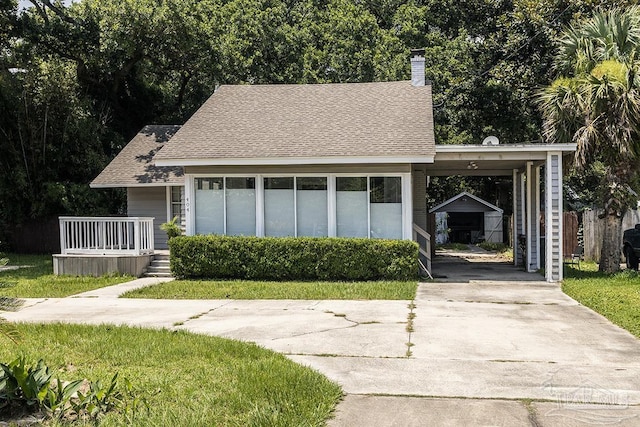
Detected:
left=185, top=172, right=411, bottom=239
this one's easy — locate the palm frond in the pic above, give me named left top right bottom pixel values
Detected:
left=0, top=296, right=23, bottom=312
left=0, top=320, right=22, bottom=344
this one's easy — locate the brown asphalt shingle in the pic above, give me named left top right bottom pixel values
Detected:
left=154, top=81, right=435, bottom=163
left=91, top=125, right=183, bottom=187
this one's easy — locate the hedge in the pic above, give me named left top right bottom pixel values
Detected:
left=168, top=235, right=419, bottom=281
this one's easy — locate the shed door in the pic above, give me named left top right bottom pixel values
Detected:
left=484, top=212, right=503, bottom=243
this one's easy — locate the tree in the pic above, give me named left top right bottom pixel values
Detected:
left=538, top=6, right=640, bottom=273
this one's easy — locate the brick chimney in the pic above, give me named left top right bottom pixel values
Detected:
left=411, top=48, right=426, bottom=87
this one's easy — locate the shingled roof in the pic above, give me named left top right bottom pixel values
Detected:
left=154, top=81, right=435, bottom=166
left=91, top=125, right=183, bottom=187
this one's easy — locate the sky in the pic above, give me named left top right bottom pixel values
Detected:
left=18, top=1, right=76, bottom=11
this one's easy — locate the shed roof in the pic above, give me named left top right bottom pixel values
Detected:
left=91, top=125, right=183, bottom=188
left=154, top=81, right=436, bottom=166
left=430, top=191, right=504, bottom=214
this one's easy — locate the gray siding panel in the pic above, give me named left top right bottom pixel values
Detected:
left=127, top=187, right=168, bottom=250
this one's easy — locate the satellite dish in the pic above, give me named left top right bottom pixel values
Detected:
left=482, top=136, right=499, bottom=145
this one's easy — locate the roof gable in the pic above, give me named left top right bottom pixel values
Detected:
left=429, top=191, right=503, bottom=214
left=154, top=81, right=435, bottom=165
left=91, top=125, right=183, bottom=188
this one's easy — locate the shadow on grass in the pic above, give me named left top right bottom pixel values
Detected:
left=0, top=254, right=52, bottom=279
left=564, top=262, right=640, bottom=280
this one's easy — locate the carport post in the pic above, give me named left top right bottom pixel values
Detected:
left=526, top=162, right=541, bottom=272
left=512, top=169, right=525, bottom=267
left=545, top=152, right=563, bottom=282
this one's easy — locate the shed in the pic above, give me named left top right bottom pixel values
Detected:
left=430, top=192, right=504, bottom=244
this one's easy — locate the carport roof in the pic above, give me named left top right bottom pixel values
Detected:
left=425, top=143, right=577, bottom=176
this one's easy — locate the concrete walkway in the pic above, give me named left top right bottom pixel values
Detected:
left=3, top=254, right=640, bottom=426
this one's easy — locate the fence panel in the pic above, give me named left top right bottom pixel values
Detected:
left=583, top=209, right=640, bottom=261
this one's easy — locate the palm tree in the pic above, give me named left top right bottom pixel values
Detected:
left=539, top=6, right=640, bottom=273
left=0, top=256, right=22, bottom=343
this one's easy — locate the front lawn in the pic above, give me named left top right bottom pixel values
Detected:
left=563, top=263, right=640, bottom=338
left=0, top=323, right=342, bottom=426
left=122, top=279, right=417, bottom=300
left=0, top=254, right=133, bottom=298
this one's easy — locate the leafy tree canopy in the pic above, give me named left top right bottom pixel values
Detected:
left=0, top=0, right=636, bottom=246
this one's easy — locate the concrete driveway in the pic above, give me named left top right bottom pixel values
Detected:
left=4, top=252, right=640, bottom=426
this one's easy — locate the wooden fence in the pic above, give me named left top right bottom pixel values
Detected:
left=583, top=209, right=640, bottom=261
left=6, top=217, right=60, bottom=254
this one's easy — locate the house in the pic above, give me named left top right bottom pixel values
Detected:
left=91, top=124, right=184, bottom=250
left=430, top=192, right=504, bottom=244
left=59, top=51, right=575, bottom=281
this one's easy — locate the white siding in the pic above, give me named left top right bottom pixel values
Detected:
left=127, top=187, right=168, bottom=249
left=545, top=153, right=563, bottom=281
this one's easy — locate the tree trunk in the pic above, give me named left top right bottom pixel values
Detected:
left=599, top=211, right=623, bottom=273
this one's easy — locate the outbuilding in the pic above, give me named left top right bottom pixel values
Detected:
left=430, top=192, right=504, bottom=244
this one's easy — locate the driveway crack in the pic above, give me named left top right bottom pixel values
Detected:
left=405, top=300, right=416, bottom=357
left=173, top=300, right=235, bottom=327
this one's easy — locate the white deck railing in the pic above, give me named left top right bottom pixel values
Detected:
left=413, top=223, right=433, bottom=279
left=59, top=217, right=155, bottom=255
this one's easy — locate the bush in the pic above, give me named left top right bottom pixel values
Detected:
left=160, top=216, right=182, bottom=240
left=169, top=236, right=418, bottom=281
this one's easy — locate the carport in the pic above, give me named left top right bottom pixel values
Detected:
left=413, top=143, right=576, bottom=282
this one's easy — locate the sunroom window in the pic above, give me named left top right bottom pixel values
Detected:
left=195, top=178, right=224, bottom=235
left=370, top=177, right=402, bottom=239
left=264, top=177, right=295, bottom=236
left=226, top=177, right=256, bottom=236
left=296, top=177, right=328, bottom=237
left=336, top=177, right=368, bottom=238
left=194, top=177, right=256, bottom=236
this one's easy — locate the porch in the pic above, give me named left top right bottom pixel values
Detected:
left=53, top=217, right=156, bottom=277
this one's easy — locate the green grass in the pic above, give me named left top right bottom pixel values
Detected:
left=477, top=242, right=510, bottom=253
left=0, top=323, right=342, bottom=426
left=563, top=263, right=640, bottom=338
left=122, top=279, right=417, bottom=300
left=436, top=243, right=470, bottom=251
left=0, top=254, right=133, bottom=298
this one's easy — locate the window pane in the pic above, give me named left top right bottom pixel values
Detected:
left=370, top=177, right=402, bottom=239
left=370, top=177, right=402, bottom=203
left=336, top=177, right=368, bottom=237
left=336, top=176, right=367, bottom=192
left=297, top=177, right=327, bottom=190
left=264, top=177, right=293, bottom=189
left=170, top=186, right=184, bottom=228
left=297, top=177, right=327, bottom=237
left=171, top=186, right=182, bottom=202
left=264, top=177, right=294, bottom=236
left=226, top=178, right=256, bottom=236
left=195, top=178, right=224, bottom=235
left=226, top=177, right=255, bottom=190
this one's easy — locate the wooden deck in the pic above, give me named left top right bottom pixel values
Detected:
left=53, top=254, right=154, bottom=277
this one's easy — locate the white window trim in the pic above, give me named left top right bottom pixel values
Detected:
left=166, top=186, right=172, bottom=223
left=186, top=172, right=412, bottom=240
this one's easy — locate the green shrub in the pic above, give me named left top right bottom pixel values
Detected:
left=169, top=236, right=418, bottom=281
left=160, top=216, right=182, bottom=240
